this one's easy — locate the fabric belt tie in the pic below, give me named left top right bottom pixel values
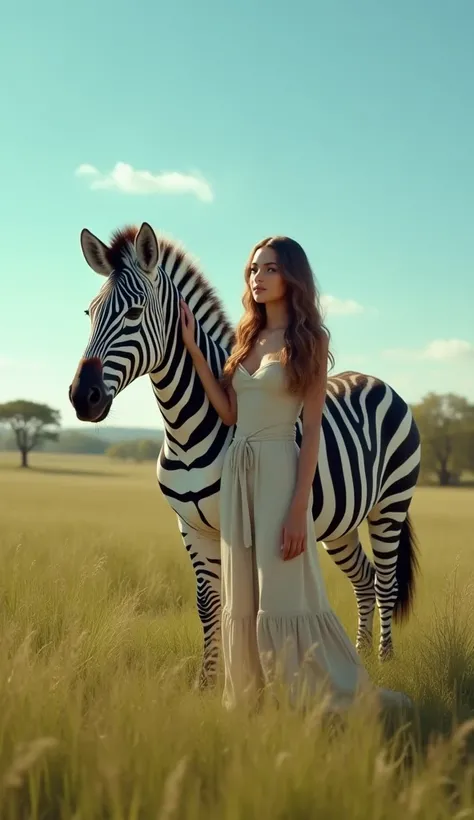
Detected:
left=227, top=424, right=295, bottom=549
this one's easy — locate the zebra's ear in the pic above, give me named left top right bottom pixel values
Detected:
left=135, top=222, right=159, bottom=274
left=80, top=229, right=112, bottom=277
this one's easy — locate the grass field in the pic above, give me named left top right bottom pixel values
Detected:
left=1, top=451, right=474, bottom=818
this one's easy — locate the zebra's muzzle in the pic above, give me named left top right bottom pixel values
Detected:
left=69, top=357, right=113, bottom=423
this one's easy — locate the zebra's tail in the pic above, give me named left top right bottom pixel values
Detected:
left=393, top=512, right=420, bottom=624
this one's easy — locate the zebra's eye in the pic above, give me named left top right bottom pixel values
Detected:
left=125, top=307, right=143, bottom=321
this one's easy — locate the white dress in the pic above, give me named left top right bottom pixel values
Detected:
left=219, top=361, right=411, bottom=713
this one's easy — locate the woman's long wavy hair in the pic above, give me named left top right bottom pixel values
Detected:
left=222, top=236, right=334, bottom=396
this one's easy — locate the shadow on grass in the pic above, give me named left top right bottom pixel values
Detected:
left=389, top=677, right=474, bottom=752
left=419, top=480, right=474, bottom=489
left=381, top=573, right=474, bottom=766
left=0, top=463, right=125, bottom=478
left=31, top=466, right=126, bottom=478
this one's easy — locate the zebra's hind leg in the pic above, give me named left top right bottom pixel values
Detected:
left=323, top=529, right=376, bottom=654
left=368, top=501, right=418, bottom=662
left=178, top=518, right=222, bottom=689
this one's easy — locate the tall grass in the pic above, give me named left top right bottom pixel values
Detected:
left=1, top=453, right=474, bottom=818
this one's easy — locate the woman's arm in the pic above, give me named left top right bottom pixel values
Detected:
left=281, top=334, right=328, bottom=560
left=180, top=300, right=237, bottom=427
left=291, top=335, right=328, bottom=512
left=188, top=346, right=237, bottom=426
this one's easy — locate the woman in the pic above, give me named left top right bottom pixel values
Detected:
left=180, top=236, right=410, bottom=714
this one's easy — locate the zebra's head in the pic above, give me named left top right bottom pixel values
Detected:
left=69, top=222, right=176, bottom=422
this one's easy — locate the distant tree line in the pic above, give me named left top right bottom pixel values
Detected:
left=0, top=426, right=110, bottom=457
left=106, top=439, right=162, bottom=462
left=2, top=430, right=110, bottom=454
left=1, top=393, right=474, bottom=484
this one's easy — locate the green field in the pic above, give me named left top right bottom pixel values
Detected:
left=1, top=451, right=474, bottom=818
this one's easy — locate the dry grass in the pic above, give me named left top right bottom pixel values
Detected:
left=1, top=451, right=474, bottom=818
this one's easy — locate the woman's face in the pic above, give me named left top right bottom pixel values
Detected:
left=249, top=246, right=287, bottom=304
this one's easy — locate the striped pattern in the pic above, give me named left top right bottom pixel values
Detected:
left=77, top=224, right=421, bottom=687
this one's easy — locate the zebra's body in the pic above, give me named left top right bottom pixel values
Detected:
left=70, top=222, right=421, bottom=688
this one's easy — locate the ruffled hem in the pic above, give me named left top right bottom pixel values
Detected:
left=256, top=608, right=372, bottom=709
left=221, top=609, right=264, bottom=710
left=221, top=608, right=412, bottom=714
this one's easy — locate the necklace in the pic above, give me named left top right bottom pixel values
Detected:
left=257, top=326, right=286, bottom=347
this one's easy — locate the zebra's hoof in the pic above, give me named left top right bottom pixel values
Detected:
left=356, top=636, right=373, bottom=654
left=378, top=644, right=394, bottom=662
left=195, top=671, right=217, bottom=692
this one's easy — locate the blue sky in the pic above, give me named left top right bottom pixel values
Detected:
left=1, top=0, right=473, bottom=431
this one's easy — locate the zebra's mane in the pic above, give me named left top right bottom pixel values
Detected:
left=106, top=225, right=235, bottom=350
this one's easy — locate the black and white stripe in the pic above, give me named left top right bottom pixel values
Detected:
left=72, top=223, right=421, bottom=687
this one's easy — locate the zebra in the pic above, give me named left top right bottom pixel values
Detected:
left=69, top=221, right=421, bottom=687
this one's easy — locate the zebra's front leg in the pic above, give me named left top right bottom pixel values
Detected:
left=178, top=518, right=222, bottom=688
left=323, top=529, right=376, bottom=654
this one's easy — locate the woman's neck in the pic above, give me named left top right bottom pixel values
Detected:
left=264, top=301, right=288, bottom=331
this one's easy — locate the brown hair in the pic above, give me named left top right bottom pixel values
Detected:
left=222, top=236, right=334, bottom=396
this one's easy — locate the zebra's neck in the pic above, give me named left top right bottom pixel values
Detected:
left=148, top=248, right=234, bottom=456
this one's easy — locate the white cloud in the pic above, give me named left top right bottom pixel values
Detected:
left=383, top=338, right=474, bottom=362
left=75, top=161, right=214, bottom=202
left=422, top=339, right=474, bottom=361
left=320, top=294, right=365, bottom=316
left=75, top=163, right=97, bottom=177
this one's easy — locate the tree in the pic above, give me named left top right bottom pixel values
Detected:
left=412, top=393, right=474, bottom=486
left=0, top=401, right=61, bottom=468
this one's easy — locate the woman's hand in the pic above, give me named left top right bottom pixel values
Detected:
left=180, top=299, right=197, bottom=352
left=178, top=297, right=237, bottom=425
left=281, top=503, right=307, bottom=561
